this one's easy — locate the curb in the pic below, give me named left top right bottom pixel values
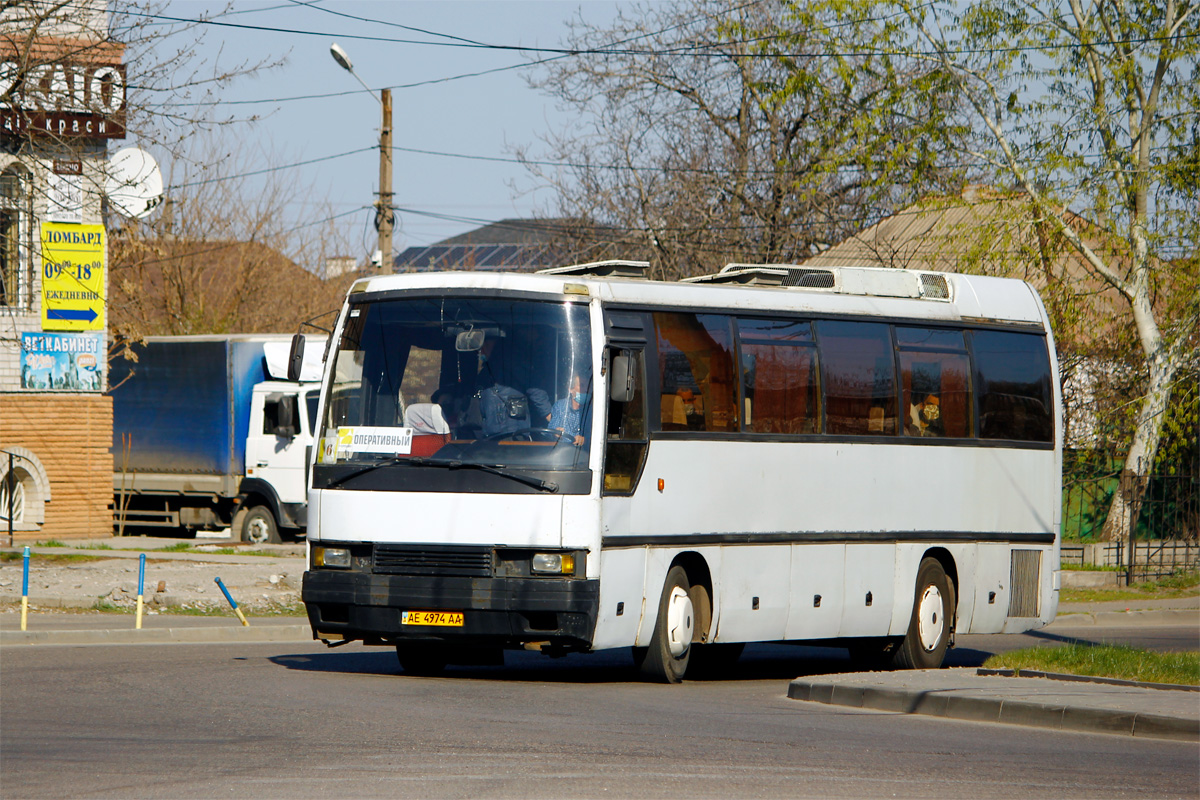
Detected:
left=787, top=677, right=1199, bottom=742
left=1053, top=609, right=1199, bottom=626
left=0, top=624, right=313, bottom=646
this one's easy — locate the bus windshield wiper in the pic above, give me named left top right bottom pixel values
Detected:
left=324, top=457, right=559, bottom=493
left=408, top=457, right=560, bottom=493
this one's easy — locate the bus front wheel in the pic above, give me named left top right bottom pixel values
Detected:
left=893, top=557, right=954, bottom=670
left=639, top=566, right=695, bottom=683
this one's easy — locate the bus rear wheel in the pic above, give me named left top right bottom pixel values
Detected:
left=640, top=566, right=695, bottom=683
left=893, top=557, right=954, bottom=670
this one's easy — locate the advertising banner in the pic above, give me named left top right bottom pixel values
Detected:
left=40, top=222, right=105, bottom=332
left=20, top=332, right=104, bottom=391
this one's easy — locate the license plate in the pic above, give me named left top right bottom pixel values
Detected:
left=401, top=610, right=464, bottom=627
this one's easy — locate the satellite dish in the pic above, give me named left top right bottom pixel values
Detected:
left=105, top=147, right=164, bottom=219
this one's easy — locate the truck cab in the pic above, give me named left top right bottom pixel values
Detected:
left=240, top=381, right=322, bottom=543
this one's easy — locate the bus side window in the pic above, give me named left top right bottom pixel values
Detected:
left=970, top=331, right=1054, bottom=442
left=737, top=318, right=819, bottom=435
left=895, top=327, right=972, bottom=438
left=603, top=349, right=647, bottom=495
left=653, top=312, right=738, bottom=433
left=816, top=320, right=897, bottom=436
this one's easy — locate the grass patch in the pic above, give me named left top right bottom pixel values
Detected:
left=1, top=552, right=106, bottom=564
left=89, top=600, right=307, bottom=617
left=1061, top=571, right=1199, bottom=604
left=984, top=643, right=1200, bottom=686
left=1061, top=563, right=1123, bottom=572
left=32, top=540, right=66, bottom=548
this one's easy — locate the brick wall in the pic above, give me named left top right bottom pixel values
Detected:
left=1, top=394, right=112, bottom=539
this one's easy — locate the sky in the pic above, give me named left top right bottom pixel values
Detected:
left=144, top=1, right=627, bottom=261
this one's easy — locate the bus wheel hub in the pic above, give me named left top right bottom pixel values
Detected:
left=666, top=586, right=694, bottom=658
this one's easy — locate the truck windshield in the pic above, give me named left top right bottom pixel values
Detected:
left=317, top=295, right=593, bottom=476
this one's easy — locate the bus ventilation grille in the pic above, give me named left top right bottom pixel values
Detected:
left=919, top=273, right=951, bottom=299
left=373, top=545, right=493, bottom=577
left=1008, top=549, right=1042, bottom=618
left=783, top=268, right=837, bottom=288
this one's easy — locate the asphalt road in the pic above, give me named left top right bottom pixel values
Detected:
left=2, top=627, right=1196, bottom=799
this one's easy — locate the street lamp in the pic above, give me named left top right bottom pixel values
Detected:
left=330, top=42, right=394, bottom=272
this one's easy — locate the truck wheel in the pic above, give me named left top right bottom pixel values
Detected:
left=241, top=505, right=281, bottom=544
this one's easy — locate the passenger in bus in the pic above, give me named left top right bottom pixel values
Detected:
left=550, top=374, right=591, bottom=446
left=909, top=394, right=943, bottom=436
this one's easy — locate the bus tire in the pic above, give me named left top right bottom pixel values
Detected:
left=893, top=557, right=954, bottom=670
left=241, top=505, right=281, bottom=544
left=640, top=566, right=694, bottom=683
left=396, top=644, right=448, bottom=676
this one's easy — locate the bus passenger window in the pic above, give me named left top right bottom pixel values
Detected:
left=737, top=318, right=819, bottom=435
left=895, top=327, right=972, bottom=438
left=971, top=331, right=1053, bottom=442
left=653, top=312, right=738, bottom=433
left=816, top=321, right=897, bottom=436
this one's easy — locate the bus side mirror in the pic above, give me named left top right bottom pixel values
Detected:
left=610, top=353, right=636, bottom=403
left=287, top=334, right=305, bottom=382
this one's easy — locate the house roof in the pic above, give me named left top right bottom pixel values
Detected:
left=109, top=237, right=342, bottom=336
left=800, top=186, right=1140, bottom=349
left=393, top=218, right=623, bottom=272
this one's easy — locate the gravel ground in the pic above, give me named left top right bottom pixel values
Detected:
left=0, top=540, right=305, bottom=614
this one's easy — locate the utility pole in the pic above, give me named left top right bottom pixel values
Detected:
left=378, top=88, right=394, bottom=274
left=330, top=43, right=394, bottom=273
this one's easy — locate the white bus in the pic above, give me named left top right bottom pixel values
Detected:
left=297, top=261, right=1060, bottom=681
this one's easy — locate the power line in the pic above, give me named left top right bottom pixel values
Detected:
left=112, top=5, right=1200, bottom=61
left=171, top=146, right=376, bottom=188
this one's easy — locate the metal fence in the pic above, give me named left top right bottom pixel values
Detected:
left=1061, top=453, right=1198, bottom=581
left=1060, top=540, right=1200, bottom=581
left=1062, top=455, right=1199, bottom=543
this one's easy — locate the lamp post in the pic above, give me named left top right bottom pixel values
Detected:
left=330, top=42, right=394, bottom=273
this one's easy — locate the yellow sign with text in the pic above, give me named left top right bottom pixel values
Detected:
left=41, top=222, right=106, bottom=331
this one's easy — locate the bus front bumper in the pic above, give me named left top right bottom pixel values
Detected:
left=302, top=570, right=600, bottom=650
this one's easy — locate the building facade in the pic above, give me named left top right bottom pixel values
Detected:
left=1, top=1, right=124, bottom=539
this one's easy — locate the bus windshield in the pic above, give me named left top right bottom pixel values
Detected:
left=318, top=295, right=593, bottom=473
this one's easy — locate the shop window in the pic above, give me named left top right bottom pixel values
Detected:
left=737, top=318, right=819, bottom=434
left=817, top=320, right=897, bottom=436
left=1, top=166, right=32, bottom=308
left=654, top=312, right=738, bottom=432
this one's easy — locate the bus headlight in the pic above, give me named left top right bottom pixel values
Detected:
left=531, top=552, right=575, bottom=575
left=314, top=546, right=351, bottom=569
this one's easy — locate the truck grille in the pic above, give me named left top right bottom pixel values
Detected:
left=373, top=544, right=493, bottom=577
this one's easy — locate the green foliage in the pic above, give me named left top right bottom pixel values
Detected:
left=984, top=643, right=1199, bottom=686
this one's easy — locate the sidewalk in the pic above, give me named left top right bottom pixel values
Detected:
left=788, top=667, right=1198, bottom=743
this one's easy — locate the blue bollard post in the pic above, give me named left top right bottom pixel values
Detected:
left=136, top=553, right=146, bottom=629
left=214, top=577, right=249, bottom=626
left=20, top=546, right=30, bottom=631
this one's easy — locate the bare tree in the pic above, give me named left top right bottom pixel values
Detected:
left=519, top=0, right=966, bottom=279
left=109, top=134, right=355, bottom=339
